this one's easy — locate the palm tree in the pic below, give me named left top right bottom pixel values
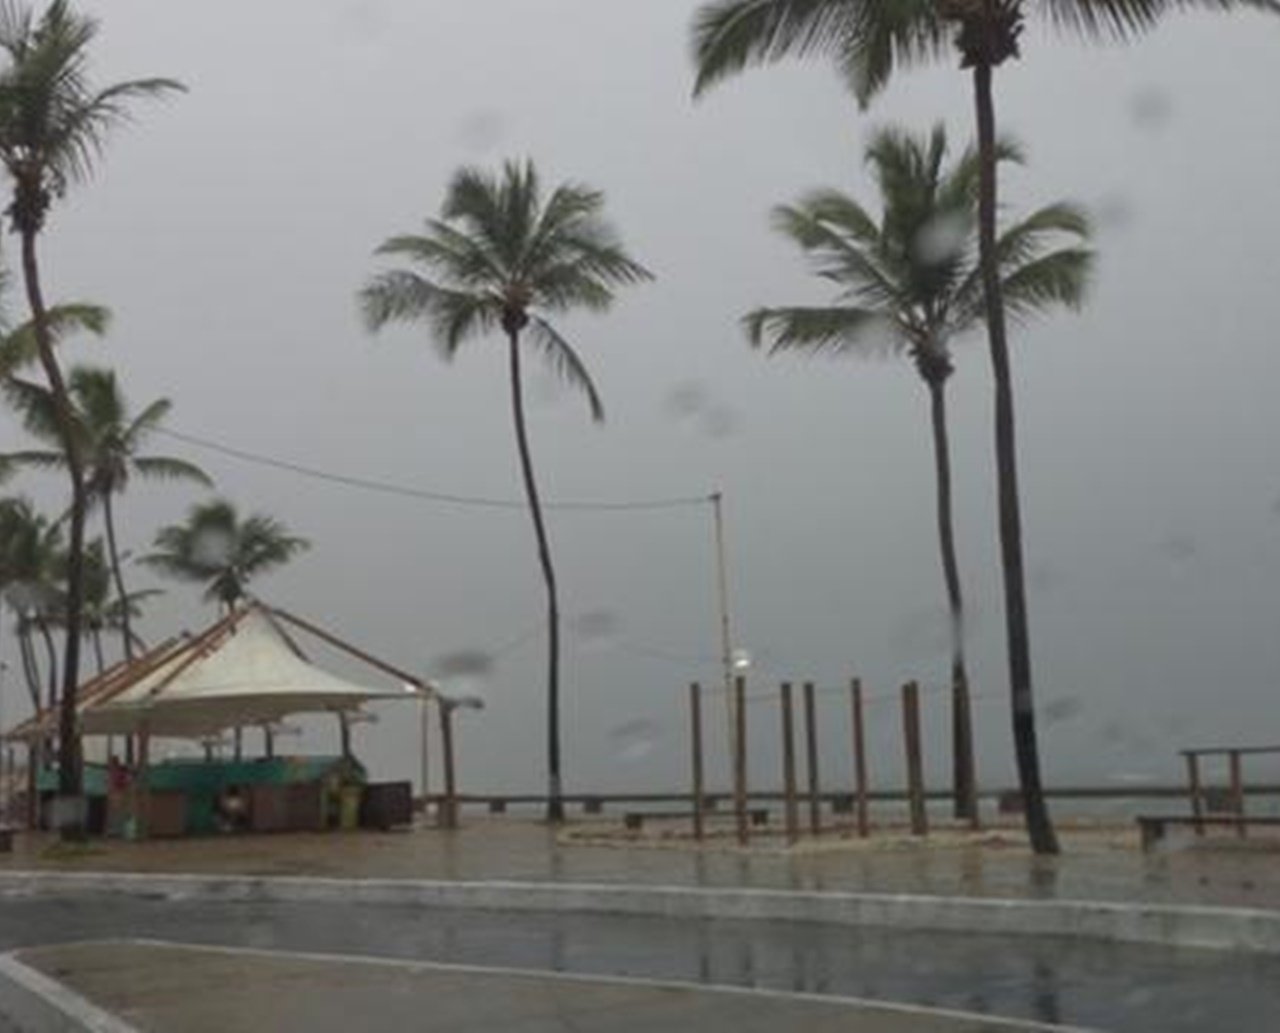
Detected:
left=141, top=498, right=309, bottom=613
left=43, top=537, right=159, bottom=673
left=746, top=124, right=1091, bottom=822
left=0, top=365, right=211, bottom=659
left=0, top=0, right=183, bottom=810
left=360, top=159, right=652, bottom=822
left=691, top=0, right=1276, bottom=854
left=0, top=495, right=64, bottom=713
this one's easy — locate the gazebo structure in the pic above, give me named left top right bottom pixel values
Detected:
left=2, top=600, right=441, bottom=838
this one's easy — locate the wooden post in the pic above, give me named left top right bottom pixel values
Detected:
left=803, top=681, right=822, bottom=836
left=689, top=683, right=705, bottom=841
left=902, top=682, right=928, bottom=836
left=264, top=726, right=275, bottom=760
left=439, top=702, right=457, bottom=830
left=733, top=675, right=748, bottom=846
left=780, top=683, right=799, bottom=844
left=1185, top=752, right=1204, bottom=836
left=850, top=679, right=870, bottom=838
left=233, top=726, right=243, bottom=762
left=1229, top=750, right=1245, bottom=839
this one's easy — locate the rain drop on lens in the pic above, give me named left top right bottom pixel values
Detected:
left=572, top=610, right=622, bottom=652
left=608, top=719, right=661, bottom=762
left=430, top=649, right=495, bottom=706
left=191, top=528, right=234, bottom=567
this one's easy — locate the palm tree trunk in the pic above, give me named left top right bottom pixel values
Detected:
left=972, top=59, right=1057, bottom=855
left=92, top=628, right=105, bottom=675
left=36, top=616, right=58, bottom=711
left=928, top=378, right=978, bottom=824
left=17, top=622, right=42, bottom=716
left=507, top=327, right=564, bottom=823
left=101, top=493, right=134, bottom=661
left=19, top=227, right=86, bottom=812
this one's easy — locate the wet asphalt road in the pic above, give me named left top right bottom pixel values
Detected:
left=1, top=893, right=1277, bottom=1032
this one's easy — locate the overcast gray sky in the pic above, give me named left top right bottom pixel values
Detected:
left=3, top=1, right=1279, bottom=798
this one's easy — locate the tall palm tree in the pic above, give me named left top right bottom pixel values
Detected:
left=746, top=124, right=1091, bottom=821
left=0, top=365, right=211, bottom=659
left=0, top=0, right=183, bottom=810
left=141, top=498, right=309, bottom=613
left=691, top=0, right=1276, bottom=854
left=360, top=159, right=652, bottom=822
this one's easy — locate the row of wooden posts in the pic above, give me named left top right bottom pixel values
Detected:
left=689, top=677, right=972, bottom=844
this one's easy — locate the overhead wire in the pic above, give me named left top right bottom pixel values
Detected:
left=154, top=427, right=711, bottom=514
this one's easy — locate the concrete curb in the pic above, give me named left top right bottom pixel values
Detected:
left=0, top=952, right=139, bottom=1033
left=120, top=937, right=1099, bottom=1032
left=2, top=869, right=1279, bottom=955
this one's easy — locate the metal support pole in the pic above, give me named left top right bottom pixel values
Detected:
left=902, top=682, right=928, bottom=836
left=851, top=678, right=870, bottom=838
left=440, top=703, right=457, bottom=830
left=1185, top=753, right=1204, bottom=836
left=690, top=683, right=705, bottom=841
left=803, top=681, right=821, bottom=836
left=780, top=683, right=799, bottom=844
left=711, top=491, right=735, bottom=761
left=1229, top=750, right=1246, bottom=839
left=733, top=675, right=748, bottom=846
left=420, top=692, right=431, bottom=812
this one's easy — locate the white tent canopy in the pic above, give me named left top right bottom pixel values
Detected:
left=71, top=605, right=427, bottom=739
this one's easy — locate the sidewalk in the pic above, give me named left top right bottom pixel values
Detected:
left=12, top=941, right=1085, bottom=1033
left=2, top=818, right=1277, bottom=911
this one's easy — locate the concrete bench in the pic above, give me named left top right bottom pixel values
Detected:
left=624, top=808, right=768, bottom=831
left=1137, top=814, right=1280, bottom=851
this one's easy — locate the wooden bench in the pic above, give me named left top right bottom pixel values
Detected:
left=1137, top=814, right=1280, bottom=851
left=624, top=808, right=768, bottom=831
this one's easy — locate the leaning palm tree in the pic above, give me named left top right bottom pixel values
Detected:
left=360, top=159, right=652, bottom=822
left=0, top=0, right=183, bottom=812
left=746, top=124, right=1091, bottom=822
left=0, top=365, right=211, bottom=659
left=141, top=498, right=309, bottom=614
left=691, top=0, right=1277, bottom=855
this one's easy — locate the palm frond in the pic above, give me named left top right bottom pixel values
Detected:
left=1001, top=248, right=1095, bottom=321
left=527, top=318, right=606, bottom=422
left=692, top=0, right=947, bottom=105
left=771, top=202, right=903, bottom=309
left=131, top=455, right=213, bottom=485
left=744, top=305, right=901, bottom=357
left=1, top=375, right=67, bottom=446
left=127, top=396, right=174, bottom=437
left=360, top=270, right=500, bottom=356
left=1040, top=0, right=1280, bottom=43
left=0, top=448, right=64, bottom=471
left=0, top=301, right=109, bottom=375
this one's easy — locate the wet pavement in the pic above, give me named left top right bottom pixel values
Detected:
left=1, top=893, right=1277, bottom=1031
left=2, top=818, right=1277, bottom=911
left=15, top=941, right=1061, bottom=1033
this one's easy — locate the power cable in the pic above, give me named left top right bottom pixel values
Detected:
left=155, top=427, right=711, bottom=514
